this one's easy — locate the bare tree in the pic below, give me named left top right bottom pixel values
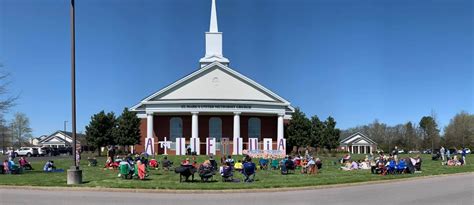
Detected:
left=0, top=64, right=17, bottom=113
left=10, top=112, right=32, bottom=148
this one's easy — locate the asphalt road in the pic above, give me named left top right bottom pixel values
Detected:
left=1, top=173, right=473, bottom=205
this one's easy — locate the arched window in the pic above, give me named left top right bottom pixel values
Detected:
left=248, top=117, right=261, bottom=140
left=209, top=117, right=222, bottom=142
left=170, top=117, right=183, bottom=141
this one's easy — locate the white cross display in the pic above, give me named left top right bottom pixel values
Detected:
left=159, top=137, right=172, bottom=155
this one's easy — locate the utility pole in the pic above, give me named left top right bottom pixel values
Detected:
left=67, top=0, right=82, bottom=185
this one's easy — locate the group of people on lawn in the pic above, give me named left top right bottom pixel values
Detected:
left=1, top=153, right=61, bottom=174
left=439, top=146, right=468, bottom=166
left=340, top=152, right=423, bottom=175
left=98, top=151, right=324, bottom=182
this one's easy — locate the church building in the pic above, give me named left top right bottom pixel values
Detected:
left=130, top=0, right=294, bottom=156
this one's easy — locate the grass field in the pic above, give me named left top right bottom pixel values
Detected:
left=0, top=154, right=473, bottom=190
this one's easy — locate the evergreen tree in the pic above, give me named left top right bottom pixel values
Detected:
left=322, top=116, right=340, bottom=150
left=310, top=115, right=324, bottom=148
left=285, top=108, right=311, bottom=152
left=85, top=111, right=117, bottom=156
left=114, top=108, right=141, bottom=150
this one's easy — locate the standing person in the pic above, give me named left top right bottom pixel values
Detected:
left=446, top=148, right=451, bottom=160
left=9, top=149, right=15, bottom=161
left=107, top=146, right=115, bottom=162
left=392, top=146, right=399, bottom=161
left=461, top=148, right=467, bottom=165
left=440, top=146, right=445, bottom=161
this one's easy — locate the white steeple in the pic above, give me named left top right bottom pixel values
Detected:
left=200, top=0, right=229, bottom=68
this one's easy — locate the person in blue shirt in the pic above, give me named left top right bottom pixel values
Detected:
left=243, top=156, right=256, bottom=182
left=258, top=158, right=268, bottom=170
left=387, top=158, right=396, bottom=174
left=397, top=158, right=407, bottom=173
left=43, top=160, right=56, bottom=172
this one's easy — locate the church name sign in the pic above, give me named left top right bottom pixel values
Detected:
left=180, top=104, right=252, bottom=109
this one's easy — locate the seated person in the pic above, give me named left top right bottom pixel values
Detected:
left=386, top=158, right=396, bottom=174
left=87, top=157, right=98, bottom=167
left=302, top=157, right=316, bottom=174
left=293, top=155, right=302, bottom=167
left=243, top=157, right=256, bottom=182
left=3, top=160, right=10, bottom=174
left=225, top=155, right=235, bottom=167
left=19, top=157, right=33, bottom=170
left=209, top=156, right=218, bottom=171
left=119, top=158, right=134, bottom=178
left=341, top=160, right=358, bottom=171
left=181, top=157, right=191, bottom=166
left=234, top=160, right=243, bottom=171
left=43, top=160, right=56, bottom=172
left=271, top=158, right=279, bottom=170
left=104, top=156, right=116, bottom=169
left=220, top=162, right=233, bottom=181
left=149, top=159, right=159, bottom=169
left=285, top=156, right=295, bottom=171
left=397, top=158, right=407, bottom=173
left=315, top=158, right=323, bottom=170
left=136, top=160, right=146, bottom=180
left=341, top=154, right=351, bottom=164
left=412, top=155, right=422, bottom=172
left=258, top=158, right=269, bottom=170
left=162, top=156, right=172, bottom=170
left=359, top=160, right=370, bottom=170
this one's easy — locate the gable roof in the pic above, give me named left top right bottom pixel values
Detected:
left=38, top=130, right=85, bottom=144
left=131, top=62, right=293, bottom=111
left=340, top=132, right=377, bottom=145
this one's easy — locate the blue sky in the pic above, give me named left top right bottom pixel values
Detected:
left=1, top=0, right=472, bottom=136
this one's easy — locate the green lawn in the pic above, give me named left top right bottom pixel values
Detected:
left=0, top=154, right=473, bottom=190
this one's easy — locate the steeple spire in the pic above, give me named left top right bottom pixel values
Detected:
left=200, top=0, right=229, bottom=68
left=210, top=0, right=218, bottom=32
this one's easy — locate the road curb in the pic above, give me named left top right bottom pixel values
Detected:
left=1, top=172, right=472, bottom=194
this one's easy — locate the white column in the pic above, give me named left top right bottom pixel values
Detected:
left=233, top=112, right=240, bottom=139
left=233, top=112, right=241, bottom=155
left=147, top=113, right=153, bottom=139
left=277, top=114, right=284, bottom=141
left=191, top=112, right=199, bottom=139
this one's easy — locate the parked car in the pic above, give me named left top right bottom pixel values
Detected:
left=408, top=150, right=420, bottom=154
left=423, top=149, right=440, bottom=154
left=42, top=147, right=60, bottom=156
left=14, top=147, right=39, bottom=157
left=398, top=149, right=405, bottom=154
left=447, top=149, right=457, bottom=155
left=457, top=148, right=471, bottom=154
left=37, top=147, right=49, bottom=156
left=57, top=146, right=72, bottom=155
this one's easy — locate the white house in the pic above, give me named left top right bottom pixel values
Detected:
left=38, top=131, right=84, bottom=148
left=339, top=132, right=377, bottom=154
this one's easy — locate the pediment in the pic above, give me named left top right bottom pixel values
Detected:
left=133, top=62, right=291, bottom=110
left=340, top=132, right=377, bottom=145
